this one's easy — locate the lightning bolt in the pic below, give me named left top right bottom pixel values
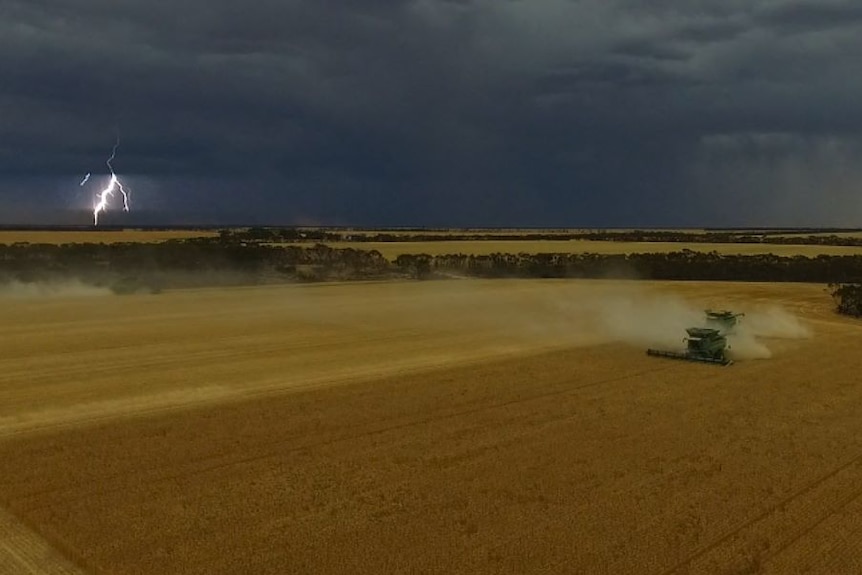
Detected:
left=79, top=173, right=90, bottom=186
left=91, top=136, right=130, bottom=226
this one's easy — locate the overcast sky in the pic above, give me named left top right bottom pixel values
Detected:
left=2, top=0, right=862, bottom=227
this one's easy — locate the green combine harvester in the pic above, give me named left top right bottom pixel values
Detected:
left=647, top=327, right=733, bottom=366
left=646, top=309, right=743, bottom=366
left=704, top=310, right=744, bottom=333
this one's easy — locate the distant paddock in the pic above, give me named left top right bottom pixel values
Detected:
left=282, top=240, right=862, bottom=261
left=0, top=230, right=219, bottom=244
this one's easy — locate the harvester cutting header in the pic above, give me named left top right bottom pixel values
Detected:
left=646, top=309, right=743, bottom=366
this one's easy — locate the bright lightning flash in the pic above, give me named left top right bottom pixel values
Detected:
left=91, top=139, right=130, bottom=226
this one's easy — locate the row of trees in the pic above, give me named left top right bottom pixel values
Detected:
left=216, top=227, right=340, bottom=243
left=0, top=241, right=389, bottom=290
left=4, top=240, right=862, bottom=299
left=218, top=227, right=862, bottom=247
left=394, top=251, right=862, bottom=283
left=830, top=284, right=862, bottom=317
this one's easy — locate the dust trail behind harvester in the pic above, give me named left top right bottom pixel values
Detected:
left=573, top=291, right=705, bottom=351
left=560, top=287, right=811, bottom=361
left=412, top=281, right=810, bottom=361
left=379, top=282, right=707, bottom=351
left=0, top=280, right=112, bottom=299
left=725, top=306, right=811, bottom=360
left=350, top=280, right=807, bottom=359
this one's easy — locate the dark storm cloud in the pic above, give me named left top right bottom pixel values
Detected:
left=1, top=0, right=862, bottom=226
left=756, top=0, right=862, bottom=33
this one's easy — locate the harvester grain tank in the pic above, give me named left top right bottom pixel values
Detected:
left=646, top=327, right=733, bottom=366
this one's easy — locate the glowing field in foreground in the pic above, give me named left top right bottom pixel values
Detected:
left=0, top=280, right=859, bottom=574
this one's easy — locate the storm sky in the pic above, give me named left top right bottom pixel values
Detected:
left=2, top=0, right=862, bottom=227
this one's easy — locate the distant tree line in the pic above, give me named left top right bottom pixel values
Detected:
left=218, top=227, right=862, bottom=247
left=217, top=227, right=341, bottom=243
left=394, top=251, right=862, bottom=283
left=830, top=284, right=862, bottom=317
left=3, top=240, right=862, bottom=292
left=0, top=241, right=388, bottom=291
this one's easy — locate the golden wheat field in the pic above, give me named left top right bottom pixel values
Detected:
left=0, top=230, right=218, bottom=245
left=1, top=278, right=861, bottom=574
left=286, top=240, right=862, bottom=260
left=332, top=228, right=716, bottom=238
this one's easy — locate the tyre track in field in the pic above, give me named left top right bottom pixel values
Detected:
left=17, top=361, right=673, bottom=511
left=762, top=487, right=862, bottom=573
left=0, top=506, right=85, bottom=575
left=0, top=328, right=432, bottom=386
left=762, top=463, right=862, bottom=567
left=0, top=331, right=546, bottom=441
left=809, top=498, right=862, bottom=574
left=657, top=450, right=862, bottom=574
left=177, top=362, right=671, bottom=476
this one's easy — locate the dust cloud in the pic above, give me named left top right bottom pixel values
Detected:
left=0, top=280, right=112, bottom=299
left=726, top=306, right=811, bottom=360
left=567, top=291, right=705, bottom=351
left=0, top=277, right=809, bottom=362
left=388, top=281, right=811, bottom=361
left=741, top=306, right=811, bottom=339
left=562, top=288, right=810, bottom=360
